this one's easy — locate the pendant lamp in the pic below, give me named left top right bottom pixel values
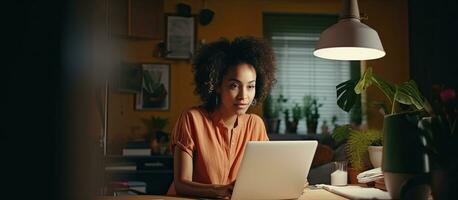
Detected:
left=313, top=0, right=385, bottom=60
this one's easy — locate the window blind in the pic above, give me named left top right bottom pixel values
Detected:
left=263, top=13, right=354, bottom=134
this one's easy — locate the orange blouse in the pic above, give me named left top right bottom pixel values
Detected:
left=167, top=106, right=269, bottom=195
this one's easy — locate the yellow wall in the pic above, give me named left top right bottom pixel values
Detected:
left=107, top=0, right=409, bottom=154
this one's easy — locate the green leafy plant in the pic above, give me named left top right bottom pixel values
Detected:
left=263, top=94, right=287, bottom=119
left=346, top=129, right=383, bottom=171
left=336, top=67, right=431, bottom=115
left=142, top=116, right=169, bottom=136
left=419, top=86, right=458, bottom=168
left=283, top=102, right=303, bottom=133
left=292, top=103, right=304, bottom=121
left=331, top=124, right=352, bottom=144
left=303, top=95, right=323, bottom=123
left=303, top=95, right=323, bottom=133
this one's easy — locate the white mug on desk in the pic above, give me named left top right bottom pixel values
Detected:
left=331, top=161, right=347, bottom=186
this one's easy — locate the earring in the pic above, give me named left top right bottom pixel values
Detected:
left=251, top=99, right=257, bottom=106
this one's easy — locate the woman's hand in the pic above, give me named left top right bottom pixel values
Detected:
left=213, top=181, right=235, bottom=199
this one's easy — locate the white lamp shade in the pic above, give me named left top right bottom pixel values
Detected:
left=314, top=18, right=385, bottom=61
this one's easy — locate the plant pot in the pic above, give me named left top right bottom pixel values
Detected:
left=382, top=112, right=430, bottom=199
left=286, top=119, right=298, bottom=134
left=347, top=167, right=360, bottom=184
left=368, top=146, right=383, bottom=168
left=264, top=118, right=280, bottom=134
left=306, top=120, right=318, bottom=134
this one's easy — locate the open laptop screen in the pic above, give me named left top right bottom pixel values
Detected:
left=231, top=141, right=318, bottom=200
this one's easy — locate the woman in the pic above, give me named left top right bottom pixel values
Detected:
left=168, top=37, right=276, bottom=198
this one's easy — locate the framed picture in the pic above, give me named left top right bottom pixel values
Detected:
left=135, top=63, right=170, bottom=111
left=116, top=62, right=143, bottom=93
left=165, top=15, right=196, bottom=59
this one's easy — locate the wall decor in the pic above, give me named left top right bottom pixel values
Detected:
left=165, top=15, right=196, bottom=59
left=135, top=63, right=170, bottom=110
left=116, top=62, right=143, bottom=93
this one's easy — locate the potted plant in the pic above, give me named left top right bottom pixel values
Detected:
left=263, top=94, right=287, bottom=134
left=367, top=134, right=383, bottom=169
left=417, top=85, right=458, bottom=199
left=284, top=103, right=303, bottom=134
left=336, top=67, right=431, bottom=199
left=303, top=95, right=323, bottom=134
left=350, top=129, right=383, bottom=170
left=142, top=116, right=169, bottom=154
left=332, top=125, right=383, bottom=183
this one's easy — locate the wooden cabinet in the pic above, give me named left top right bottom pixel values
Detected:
left=110, top=0, right=164, bottom=39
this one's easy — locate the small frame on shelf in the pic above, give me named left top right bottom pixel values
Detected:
left=165, top=15, right=196, bottom=59
left=135, top=63, right=170, bottom=111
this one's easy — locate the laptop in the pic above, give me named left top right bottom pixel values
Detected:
left=231, top=141, right=318, bottom=200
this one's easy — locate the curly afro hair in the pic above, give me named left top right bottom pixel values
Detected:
left=192, top=36, right=277, bottom=112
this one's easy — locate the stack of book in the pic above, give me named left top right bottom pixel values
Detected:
left=105, top=162, right=137, bottom=171
left=122, top=141, right=151, bottom=156
left=110, top=180, right=147, bottom=195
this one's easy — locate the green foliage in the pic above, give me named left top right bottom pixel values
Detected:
left=303, top=95, right=322, bottom=123
left=336, top=79, right=359, bottom=112
left=346, top=129, right=383, bottom=171
left=263, top=94, right=287, bottom=118
left=263, top=95, right=274, bottom=118
left=292, top=103, right=303, bottom=121
left=331, top=124, right=352, bottom=144
left=337, top=67, right=431, bottom=114
left=142, top=116, right=169, bottom=132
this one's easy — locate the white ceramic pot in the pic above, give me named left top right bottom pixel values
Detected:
left=368, top=146, right=383, bottom=168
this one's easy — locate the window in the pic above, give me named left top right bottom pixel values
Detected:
left=263, top=13, right=360, bottom=134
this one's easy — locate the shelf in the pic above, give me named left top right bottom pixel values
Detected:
left=110, top=0, right=164, bottom=39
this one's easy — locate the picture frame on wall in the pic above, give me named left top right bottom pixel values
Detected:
left=165, top=15, right=196, bottom=59
left=135, top=63, right=170, bottom=111
left=116, top=62, right=143, bottom=93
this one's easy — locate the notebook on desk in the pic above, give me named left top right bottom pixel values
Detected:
left=231, top=141, right=318, bottom=200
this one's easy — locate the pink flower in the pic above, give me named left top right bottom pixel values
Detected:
left=440, top=89, right=456, bottom=103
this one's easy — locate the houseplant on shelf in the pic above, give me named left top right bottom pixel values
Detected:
left=262, top=94, right=287, bottom=134
left=284, top=103, right=303, bottom=134
left=142, top=116, right=169, bottom=154
left=303, top=95, right=323, bottom=134
left=336, top=67, right=431, bottom=199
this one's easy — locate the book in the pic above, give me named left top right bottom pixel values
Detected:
left=122, top=141, right=151, bottom=156
left=105, top=165, right=137, bottom=171
left=316, top=184, right=391, bottom=199
left=128, top=181, right=147, bottom=193
left=122, top=148, right=151, bottom=156
left=357, top=167, right=383, bottom=183
left=124, top=141, right=150, bottom=149
left=110, top=181, right=146, bottom=195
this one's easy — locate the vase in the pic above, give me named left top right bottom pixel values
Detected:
left=306, top=120, right=317, bottom=134
left=286, top=119, right=298, bottom=134
left=382, top=112, right=430, bottom=199
left=264, top=118, right=280, bottom=134
left=368, top=146, right=383, bottom=168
